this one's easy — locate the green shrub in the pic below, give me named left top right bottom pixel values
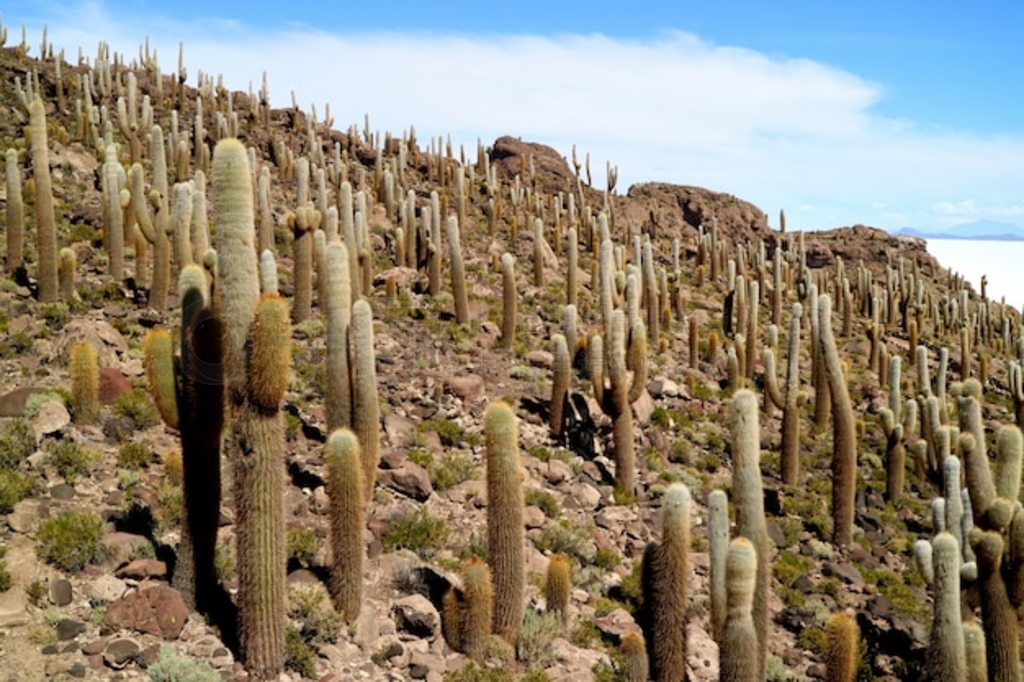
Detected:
left=517, top=608, right=562, bottom=668
left=444, top=662, right=515, bottom=682
left=48, top=440, right=96, bottom=483
left=287, top=527, right=320, bottom=568
left=288, top=584, right=341, bottom=648
left=35, top=511, right=104, bottom=570
left=156, top=481, right=183, bottom=530
left=117, top=441, right=153, bottom=469
left=147, top=644, right=220, bottom=682
left=430, top=452, right=477, bottom=491
left=535, top=520, right=594, bottom=563
left=23, top=392, right=68, bottom=420
left=0, top=547, right=11, bottom=592
left=112, top=388, right=159, bottom=429
left=38, top=303, right=70, bottom=329
left=0, top=420, right=35, bottom=469
left=382, top=508, right=450, bottom=555
left=418, top=418, right=467, bottom=446
left=0, top=469, right=34, bottom=512
left=524, top=489, right=560, bottom=518
left=214, top=541, right=236, bottom=583
left=284, top=625, right=316, bottom=678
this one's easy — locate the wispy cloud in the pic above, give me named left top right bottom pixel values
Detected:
left=14, top=1, right=1024, bottom=232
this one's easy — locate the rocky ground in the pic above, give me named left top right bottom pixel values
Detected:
left=0, top=37, right=999, bottom=682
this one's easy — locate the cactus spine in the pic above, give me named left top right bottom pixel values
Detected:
left=6, top=148, right=24, bottom=274
left=643, top=483, right=690, bottom=681
left=719, top=537, right=758, bottom=682
left=730, top=389, right=769, bottom=678
left=325, top=429, right=365, bottom=621
left=824, top=613, right=859, bottom=682
left=29, top=97, right=58, bottom=302
left=350, top=299, right=380, bottom=502
left=545, top=554, right=571, bottom=621
left=484, top=401, right=524, bottom=646
left=819, top=295, right=857, bottom=546
left=69, top=341, right=99, bottom=424
left=214, top=139, right=287, bottom=678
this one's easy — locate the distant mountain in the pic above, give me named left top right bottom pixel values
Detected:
left=898, top=219, right=1024, bottom=241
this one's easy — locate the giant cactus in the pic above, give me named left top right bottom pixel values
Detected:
left=819, top=295, right=857, bottom=546
left=325, top=428, right=365, bottom=621
left=29, top=97, right=58, bottom=302
left=643, top=483, right=690, bottom=681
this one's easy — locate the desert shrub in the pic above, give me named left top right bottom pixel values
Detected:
left=117, top=441, right=153, bottom=469
left=0, top=420, right=35, bottom=469
left=147, top=644, right=220, bottom=682
left=112, top=388, right=159, bottom=429
left=382, top=508, right=450, bottom=555
left=0, top=546, right=11, bottom=592
left=287, top=527, right=320, bottom=568
left=35, top=511, right=104, bottom=571
left=0, top=469, right=34, bottom=512
left=48, top=440, right=96, bottom=483
left=288, top=583, right=341, bottom=647
left=517, top=608, right=562, bottom=667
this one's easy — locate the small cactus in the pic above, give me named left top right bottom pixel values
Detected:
left=544, top=554, right=571, bottom=622
left=824, top=612, right=860, bottom=682
left=621, top=632, right=649, bottom=682
left=460, top=557, right=494, bottom=660
left=69, top=342, right=99, bottom=424
left=719, top=537, right=758, bottom=682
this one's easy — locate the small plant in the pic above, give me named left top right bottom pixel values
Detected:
left=112, top=388, right=159, bottom=429
left=117, top=441, right=153, bottom=469
left=287, top=527, right=320, bottom=568
left=35, top=511, right=104, bottom=571
left=38, top=302, right=70, bottom=329
left=147, top=644, right=220, bottom=682
left=0, top=420, right=35, bottom=469
left=524, top=489, right=560, bottom=518
left=48, top=440, right=96, bottom=483
left=535, top=520, right=594, bottom=563
left=431, top=452, right=477, bottom=490
left=0, top=469, right=33, bottom=512
left=382, top=508, right=451, bottom=555
left=25, top=579, right=46, bottom=607
left=288, top=583, right=341, bottom=648
left=419, top=418, right=468, bottom=447
left=284, top=625, right=316, bottom=678
left=156, top=481, right=183, bottom=530
left=162, top=451, right=183, bottom=486
left=443, top=662, right=516, bottom=682
left=214, top=541, right=236, bottom=583
left=0, top=547, right=11, bottom=592
left=23, top=391, right=68, bottom=420
left=517, top=608, right=562, bottom=667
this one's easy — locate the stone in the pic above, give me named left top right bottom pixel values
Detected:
left=632, top=390, right=655, bottom=426
left=687, top=621, right=719, bottom=682
left=526, top=350, right=554, bottom=368
left=381, top=464, right=433, bottom=501
left=49, top=483, right=76, bottom=500
left=574, top=483, right=602, bottom=510
left=7, top=498, right=47, bottom=533
left=542, top=459, right=572, bottom=485
left=445, top=375, right=485, bottom=401
left=101, top=532, right=152, bottom=567
left=0, top=539, right=40, bottom=626
left=594, top=608, right=640, bottom=639
left=98, top=368, right=132, bottom=405
left=55, top=319, right=128, bottom=366
left=523, top=505, right=546, bottom=529
left=102, top=585, right=189, bottom=639
left=32, top=400, right=71, bottom=441
left=392, top=594, right=440, bottom=639
left=823, top=561, right=865, bottom=587
left=83, top=638, right=107, bottom=655
left=408, top=651, right=445, bottom=679
left=103, top=638, right=141, bottom=669
left=115, top=559, right=167, bottom=579
left=84, top=575, right=128, bottom=603
left=49, top=578, right=73, bottom=606
left=0, top=387, right=46, bottom=417
left=595, top=506, right=637, bottom=530
left=57, top=618, right=86, bottom=640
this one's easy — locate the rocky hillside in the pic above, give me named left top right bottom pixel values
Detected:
left=0, top=26, right=1016, bottom=682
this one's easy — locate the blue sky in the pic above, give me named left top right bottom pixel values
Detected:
left=4, top=1, right=1023, bottom=232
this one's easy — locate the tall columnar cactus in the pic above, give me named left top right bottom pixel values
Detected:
left=324, top=242, right=352, bottom=431
left=6, top=148, right=24, bottom=274
left=765, top=303, right=802, bottom=484
left=545, top=554, right=571, bottom=622
left=500, top=253, right=516, bottom=350
left=131, top=160, right=171, bottom=311
left=550, top=334, right=570, bottom=438
left=566, top=227, right=578, bottom=307
left=213, top=139, right=288, bottom=678
left=143, top=264, right=224, bottom=611
left=101, top=145, right=127, bottom=282
left=289, top=205, right=320, bottom=323
left=325, top=428, right=365, bottom=622
left=925, top=532, right=965, bottom=681
left=643, top=483, right=690, bottom=682
left=484, top=401, right=524, bottom=646
left=58, top=247, right=77, bottom=300
left=974, top=531, right=1018, bottom=682
left=350, top=299, right=380, bottom=502
left=879, top=408, right=905, bottom=502
left=69, top=341, right=99, bottom=424
left=708, top=489, right=729, bottom=644
left=962, top=620, right=987, bottom=682
left=451, top=556, right=494, bottom=660
left=448, top=216, right=469, bottom=325
left=29, top=97, right=58, bottom=302
left=730, top=389, right=769, bottom=678
left=824, top=613, right=859, bottom=682
left=719, top=537, right=758, bottom=682
left=819, top=295, right=857, bottom=546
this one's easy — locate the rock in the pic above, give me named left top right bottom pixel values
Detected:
left=594, top=608, right=640, bottom=639
left=102, top=532, right=152, bottom=567
left=381, top=464, right=433, bottom=501
left=7, top=498, right=47, bottom=533
left=32, top=400, right=71, bottom=441
left=98, top=368, right=132, bottom=405
left=115, top=559, right=167, bottom=579
left=490, top=137, right=575, bottom=194
left=687, top=621, right=719, bottom=682
left=765, top=520, right=787, bottom=548
left=0, top=539, right=40, bottom=626
left=0, top=387, right=47, bottom=417
left=140, top=643, right=163, bottom=667
left=823, top=561, right=864, bottom=587
left=408, top=651, right=445, bottom=679
left=84, top=575, right=128, bottom=603
left=595, top=506, right=637, bottom=530
left=392, top=594, right=440, bottom=639
left=523, top=505, right=546, bottom=529
left=102, top=585, right=189, bottom=639
left=49, top=483, right=76, bottom=500
left=384, top=413, right=415, bottom=446
left=632, top=390, right=655, bottom=426
left=55, top=319, right=128, bottom=366
left=445, top=374, right=485, bottom=401
left=103, top=638, right=140, bottom=669
left=57, top=618, right=86, bottom=640
left=49, top=578, right=73, bottom=606
left=542, top=459, right=572, bottom=485
left=526, top=350, right=554, bottom=369
left=573, top=483, right=602, bottom=510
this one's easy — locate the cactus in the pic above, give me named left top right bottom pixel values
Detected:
left=325, top=429, right=365, bottom=622
left=567, top=227, right=578, bottom=307
left=819, top=295, right=857, bottom=546
left=708, top=489, right=729, bottom=644
left=350, top=299, right=380, bottom=502
left=925, top=532, right=965, bottom=681
left=962, top=620, right=987, bottom=682
left=621, top=632, right=649, bottom=682
left=101, top=146, right=127, bottom=281
left=29, top=97, right=58, bottom=302
left=550, top=334, right=570, bottom=438
left=455, top=557, right=494, bottom=660
left=324, top=242, right=352, bottom=431
left=689, top=316, right=699, bottom=369
left=730, top=389, right=769, bottom=678
left=719, top=537, right=758, bottom=682
left=69, top=342, right=99, bottom=424
left=484, top=401, right=524, bottom=646
left=289, top=205, right=320, bottom=323
left=824, top=612, right=859, bottom=682
left=643, top=483, right=690, bottom=682
left=973, top=531, right=1019, bottom=682
left=879, top=408, right=905, bottom=502
left=448, top=216, right=469, bottom=325
left=499, top=253, right=516, bottom=349
left=58, top=247, right=77, bottom=301
left=544, top=554, right=571, bottom=622
left=214, top=139, right=287, bottom=677
left=6, top=148, right=24, bottom=275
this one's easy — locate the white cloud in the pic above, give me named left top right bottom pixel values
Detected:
left=13, top=1, right=1024, bottom=232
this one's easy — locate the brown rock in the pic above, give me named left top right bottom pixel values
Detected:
left=103, top=638, right=140, bottom=669
left=102, top=585, right=189, bottom=639
left=115, top=559, right=167, bottom=580
left=445, top=374, right=485, bottom=401
left=381, top=464, right=433, bottom=501
left=0, top=387, right=47, bottom=417
left=98, top=368, right=132, bottom=405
